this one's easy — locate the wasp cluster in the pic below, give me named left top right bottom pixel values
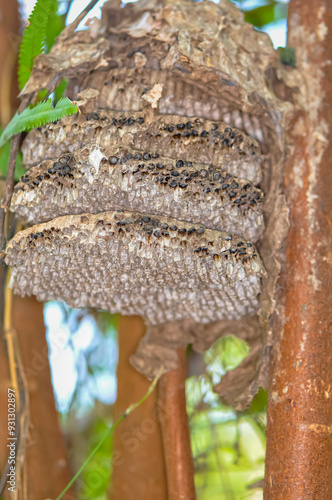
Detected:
left=11, top=139, right=264, bottom=240
left=22, top=111, right=262, bottom=184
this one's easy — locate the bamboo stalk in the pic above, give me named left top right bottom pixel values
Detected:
left=110, top=315, right=168, bottom=500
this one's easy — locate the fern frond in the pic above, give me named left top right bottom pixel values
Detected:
left=18, top=0, right=53, bottom=90
left=45, top=0, right=64, bottom=53
left=0, top=98, right=78, bottom=148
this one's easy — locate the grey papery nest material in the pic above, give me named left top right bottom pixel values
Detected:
left=11, top=145, right=264, bottom=241
left=5, top=0, right=296, bottom=404
left=5, top=211, right=264, bottom=324
left=21, top=111, right=262, bottom=184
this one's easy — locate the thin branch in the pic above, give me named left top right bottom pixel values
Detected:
left=60, top=0, right=101, bottom=37
left=63, top=0, right=76, bottom=24
left=0, top=275, right=28, bottom=496
left=0, top=134, right=20, bottom=251
left=158, top=347, right=196, bottom=500
left=0, top=368, right=24, bottom=497
left=55, top=367, right=164, bottom=500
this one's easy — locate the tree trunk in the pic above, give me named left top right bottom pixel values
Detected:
left=159, top=347, right=196, bottom=500
left=110, top=315, right=168, bottom=500
left=12, top=295, right=74, bottom=499
left=264, top=1, right=332, bottom=497
left=0, top=294, right=74, bottom=500
left=0, top=0, right=20, bottom=125
left=0, top=320, right=12, bottom=495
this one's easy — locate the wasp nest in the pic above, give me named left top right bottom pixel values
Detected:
left=6, top=0, right=295, bottom=405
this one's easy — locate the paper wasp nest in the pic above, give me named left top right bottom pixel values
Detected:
left=7, top=0, right=295, bottom=408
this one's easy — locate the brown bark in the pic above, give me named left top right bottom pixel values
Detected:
left=0, top=0, right=20, bottom=126
left=12, top=295, right=74, bottom=499
left=110, top=315, right=167, bottom=500
left=264, top=1, right=332, bottom=498
left=0, top=325, right=11, bottom=487
left=0, top=295, right=74, bottom=500
left=159, top=347, right=196, bottom=500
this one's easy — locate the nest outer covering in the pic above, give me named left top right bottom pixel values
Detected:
left=12, top=0, right=300, bottom=409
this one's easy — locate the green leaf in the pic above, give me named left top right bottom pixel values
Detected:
left=0, top=143, right=25, bottom=181
left=53, top=79, right=69, bottom=103
left=0, top=98, right=77, bottom=148
left=247, top=387, right=268, bottom=414
left=0, top=128, right=25, bottom=181
left=244, top=3, right=288, bottom=29
left=18, top=0, right=53, bottom=90
left=35, top=88, right=49, bottom=104
left=45, top=0, right=65, bottom=52
left=278, top=47, right=296, bottom=67
left=204, top=335, right=249, bottom=378
left=81, top=419, right=111, bottom=498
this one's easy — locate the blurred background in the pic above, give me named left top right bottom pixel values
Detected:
left=1, top=1, right=289, bottom=498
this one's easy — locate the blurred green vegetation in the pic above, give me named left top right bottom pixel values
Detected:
left=49, top=309, right=268, bottom=499
left=237, top=0, right=288, bottom=28
left=234, top=0, right=289, bottom=49
left=0, top=132, right=25, bottom=180
left=187, top=337, right=267, bottom=500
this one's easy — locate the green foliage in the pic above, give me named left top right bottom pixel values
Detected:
left=18, top=0, right=63, bottom=88
left=80, top=419, right=112, bottom=499
left=244, top=2, right=288, bottom=29
left=35, top=88, right=49, bottom=103
left=278, top=46, right=296, bottom=67
left=187, top=375, right=266, bottom=500
left=18, top=0, right=54, bottom=90
left=54, top=79, right=69, bottom=103
left=55, top=369, right=162, bottom=500
left=45, top=0, right=65, bottom=52
left=0, top=98, right=77, bottom=149
left=248, top=388, right=268, bottom=414
left=204, top=335, right=250, bottom=380
left=95, top=312, right=119, bottom=336
left=185, top=335, right=266, bottom=500
left=0, top=134, right=25, bottom=181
